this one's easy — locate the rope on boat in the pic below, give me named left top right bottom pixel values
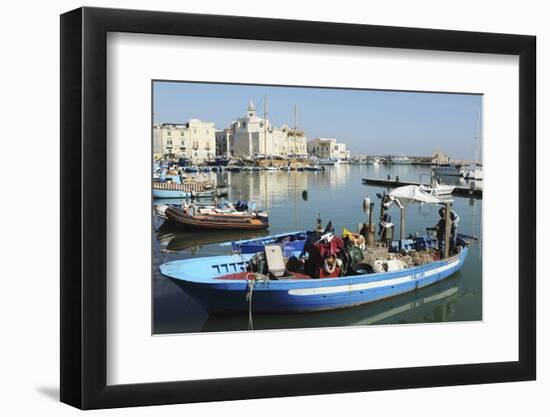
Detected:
left=245, top=272, right=268, bottom=331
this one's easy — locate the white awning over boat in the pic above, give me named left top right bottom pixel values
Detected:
left=388, top=185, right=443, bottom=207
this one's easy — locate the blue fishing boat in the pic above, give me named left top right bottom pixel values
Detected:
left=159, top=185, right=470, bottom=314
left=160, top=244, right=468, bottom=313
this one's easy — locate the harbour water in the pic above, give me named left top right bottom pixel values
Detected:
left=153, top=164, right=482, bottom=334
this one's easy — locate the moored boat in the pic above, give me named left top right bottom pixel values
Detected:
left=160, top=244, right=468, bottom=313
left=419, top=180, right=455, bottom=196
left=152, top=175, right=217, bottom=199
left=432, top=164, right=464, bottom=177
left=165, top=205, right=269, bottom=231
left=318, top=158, right=340, bottom=165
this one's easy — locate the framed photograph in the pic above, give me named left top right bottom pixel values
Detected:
left=60, top=7, right=536, bottom=409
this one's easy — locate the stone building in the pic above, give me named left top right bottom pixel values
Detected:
left=307, top=137, right=350, bottom=160
left=153, top=119, right=216, bottom=163
left=431, top=151, right=451, bottom=165
left=229, top=100, right=307, bottom=158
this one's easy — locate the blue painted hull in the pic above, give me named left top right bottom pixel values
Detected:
left=160, top=247, right=468, bottom=313
left=153, top=189, right=192, bottom=198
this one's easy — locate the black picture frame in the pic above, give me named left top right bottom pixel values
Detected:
left=60, top=6, right=536, bottom=410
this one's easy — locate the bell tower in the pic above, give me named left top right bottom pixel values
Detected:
left=247, top=99, right=256, bottom=118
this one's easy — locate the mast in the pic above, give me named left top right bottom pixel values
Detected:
left=264, top=94, right=268, bottom=161
left=294, top=105, right=297, bottom=156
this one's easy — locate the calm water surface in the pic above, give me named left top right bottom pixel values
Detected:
left=153, top=164, right=482, bottom=334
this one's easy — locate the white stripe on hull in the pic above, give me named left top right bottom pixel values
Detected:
left=288, top=259, right=460, bottom=296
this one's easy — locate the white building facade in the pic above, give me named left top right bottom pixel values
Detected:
left=307, top=137, right=351, bottom=160
left=230, top=101, right=308, bottom=158
left=153, top=119, right=216, bottom=163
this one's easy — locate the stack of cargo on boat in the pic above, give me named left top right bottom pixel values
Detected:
left=159, top=185, right=473, bottom=315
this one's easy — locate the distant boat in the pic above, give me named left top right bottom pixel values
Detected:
left=419, top=180, right=455, bottom=196
left=206, top=156, right=231, bottom=167
left=462, top=167, right=483, bottom=180
left=386, top=156, right=413, bottom=165
left=191, top=186, right=229, bottom=198
left=318, top=158, right=340, bottom=165
left=432, top=164, right=464, bottom=177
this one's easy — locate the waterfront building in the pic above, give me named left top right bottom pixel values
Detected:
left=153, top=119, right=216, bottom=163
left=307, top=137, right=351, bottom=160
left=432, top=151, right=451, bottom=165
left=230, top=101, right=308, bottom=158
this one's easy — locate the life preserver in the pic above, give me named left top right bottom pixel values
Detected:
left=323, top=257, right=336, bottom=274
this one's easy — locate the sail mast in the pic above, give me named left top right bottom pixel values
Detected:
left=264, top=94, right=268, bottom=161
left=294, top=105, right=297, bottom=156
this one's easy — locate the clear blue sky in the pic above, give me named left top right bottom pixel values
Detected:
left=153, top=81, right=482, bottom=160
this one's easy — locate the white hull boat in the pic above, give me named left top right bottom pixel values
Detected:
left=419, top=181, right=455, bottom=197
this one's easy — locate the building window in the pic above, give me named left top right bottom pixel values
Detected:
left=167, top=140, right=172, bottom=145
left=181, top=140, right=185, bottom=145
left=180, top=131, right=184, bottom=136
left=167, top=131, right=171, bottom=136
left=206, top=130, right=209, bottom=134
left=193, top=129, right=197, bottom=134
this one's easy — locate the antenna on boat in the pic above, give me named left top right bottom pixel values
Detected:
left=316, top=213, right=323, bottom=232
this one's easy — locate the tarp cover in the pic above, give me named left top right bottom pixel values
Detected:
left=388, top=185, right=443, bottom=207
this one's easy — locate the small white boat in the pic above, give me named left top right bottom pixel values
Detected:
left=318, top=158, right=340, bottom=166
left=419, top=180, right=455, bottom=196
left=462, top=167, right=483, bottom=180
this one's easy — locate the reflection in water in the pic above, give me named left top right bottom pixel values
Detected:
left=153, top=164, right=482, bottom=334
left=157, top=222, right=268, bottom=254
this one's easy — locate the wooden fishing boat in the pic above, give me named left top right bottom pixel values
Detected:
left=165, top=206, right=269, bottom=230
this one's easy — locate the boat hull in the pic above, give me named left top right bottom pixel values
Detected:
left=153, top=189, right=191, bottom=198
left=433, top=166, right=463, bottom=176
left=161, top=247, right=468, bottom=313
left=165, top=207, right=269, bottom=231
